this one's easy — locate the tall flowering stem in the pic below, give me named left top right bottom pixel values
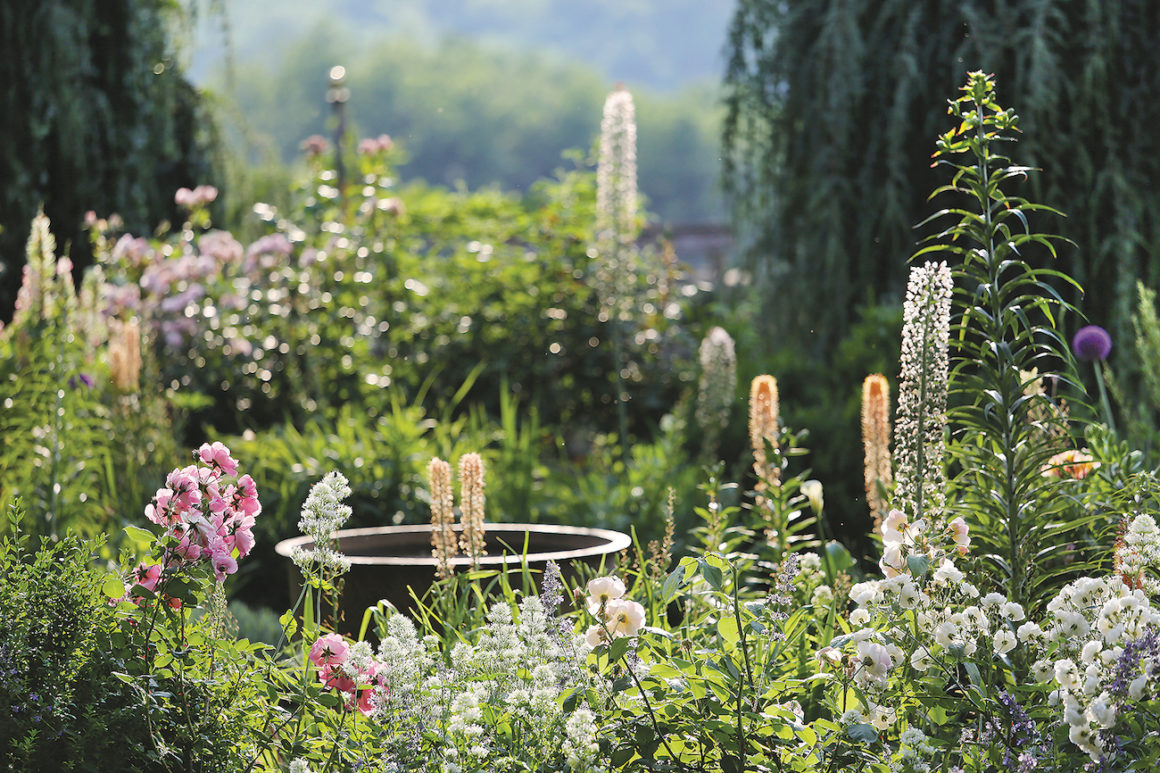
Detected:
left=861, top=373, right=893, bottom=530
left=696, top=327, right=737, bottom=460
left=595, top=86, right=639, bottom=450
left=457, top=453, right=487, bottom=567
left=750, top=374, right=793, bottom=553
left=595, top=86, right=639, bottom=290
left=428, top=458, right=456, bottom=580
left=893, top=263, right=951, bottom=525
left=914, top=72, right=1080, bottom=608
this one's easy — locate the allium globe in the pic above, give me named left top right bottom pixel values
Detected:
left=1072, top=325, right=1112, bottom=362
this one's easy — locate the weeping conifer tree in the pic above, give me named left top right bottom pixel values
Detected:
left=0, top=0, right=220, bottom=319
left=723, top=0, right=1160, bottom=352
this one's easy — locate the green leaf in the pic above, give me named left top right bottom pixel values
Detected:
left=102, top=575, right=125, bottom=598
left=906, top=555, right=930, bottom=578
left=608, top=635, right=631, bottom=663
left=846, top=723, right=879, bottom=744
left=717, top=616, right=740, bottom=646
left=661, top=564, right=685, bottom=602
left=123, top=525, right=155, bottom=544
left=699, top=559, right=724, bottom=591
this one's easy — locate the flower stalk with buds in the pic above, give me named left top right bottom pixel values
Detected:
left=862, top=374, right=893, bottom=530
left=428, top=458, right=456, bottom=581
left=458, top=452, right=487, bottom=566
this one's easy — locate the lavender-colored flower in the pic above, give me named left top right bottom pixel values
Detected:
left=540, top=560, right=564, bottom=617
left=1073, top=325, right=1112, bottom=362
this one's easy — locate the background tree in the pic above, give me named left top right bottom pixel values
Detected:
left=723, top=0, right=1160, bottom=352
left=0, top=0, right=220, bottom=319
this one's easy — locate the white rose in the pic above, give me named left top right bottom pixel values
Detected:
left=585, top=576, right=626, bottom=614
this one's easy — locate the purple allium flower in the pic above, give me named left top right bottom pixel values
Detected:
left=1073, top=325, right=1113, bottom=362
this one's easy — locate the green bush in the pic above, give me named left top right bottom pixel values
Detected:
left=0, top=504, right=147, bottom=771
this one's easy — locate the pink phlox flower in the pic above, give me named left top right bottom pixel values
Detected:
left=357, top=687, right=380, bottom=715
left=355, top=666, right=388, bottom=714
left=171, top=530, right=202, bottom=563
left=320, top=665, right=357, bottom=695
left=198, top=442, right=238, bottom=476
left=208, top=498, right=231, bottom=520
left=112, top=234, right=153, bottom=267
left=198, top=231, right=243, bottom=266
left=310, top=634, right=350, bottom=668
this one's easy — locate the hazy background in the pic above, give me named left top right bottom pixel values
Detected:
left=187, top=0, right=734, bottom=224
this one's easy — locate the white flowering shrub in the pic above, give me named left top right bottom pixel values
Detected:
left=361, top=592, right=600, bottom=772
left=1014, top=516, right=1160, bottom=762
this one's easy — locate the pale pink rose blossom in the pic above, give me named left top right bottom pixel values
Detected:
left=586, top=576, right=626, bottom=614
left=310, top=634, right=349, bottom=668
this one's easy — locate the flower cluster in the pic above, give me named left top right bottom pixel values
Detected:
left=861, top=373, right=893, bottom=530
left=368, top=597, right=597, bottom=771
left=894, top=261, right=952, bottom=523
left=309, top=633, right=389, bottom=714
left=174, top=185, right=219, bottom=210
left=290, top=472, right=353, bottom=578
left=1116, top=514, right=1160, bottom=591
left=584, top=576, right=645, bottom=647
left=1020, top=573, right=1160, bottom=759
left=823, top=544, right=1025, bottom=732
left=877, top=508, right=970, bottom=579
left=357, top=134, right=394, bottom=155
left=142, top=442, right=259, bottom=582
left=749, top=374, right=780, bottom=490
left=457, top=453, right=487, bottom=562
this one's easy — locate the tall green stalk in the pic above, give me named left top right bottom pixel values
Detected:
left=914, top=72, right=1083, bottom=609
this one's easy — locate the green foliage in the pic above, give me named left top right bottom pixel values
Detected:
left=1107, top=281, right=1160, bottom=461
left=0, top=503, right=149, bottom=771
left=588, top=551, right=848, bottom=771
left=0, top=214, right=181, bottom=542
left=0, top=0, right=221, bottom=316
left=723, top=0, right=1160, bottom=350
left=98, top=147, right=692, bottom=444
left=919, top=72, right=1084, bottom=609
left=702, top=282, right=903, bottom=563
left=0, top=217, right=112, bottom=540
left=518, top=413, right=702, bottom=544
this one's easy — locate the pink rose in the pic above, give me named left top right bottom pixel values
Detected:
left=132, top=562, right=163, bottom=593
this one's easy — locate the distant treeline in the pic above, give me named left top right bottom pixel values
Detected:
left=209, top=30, right=725, bottom=224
